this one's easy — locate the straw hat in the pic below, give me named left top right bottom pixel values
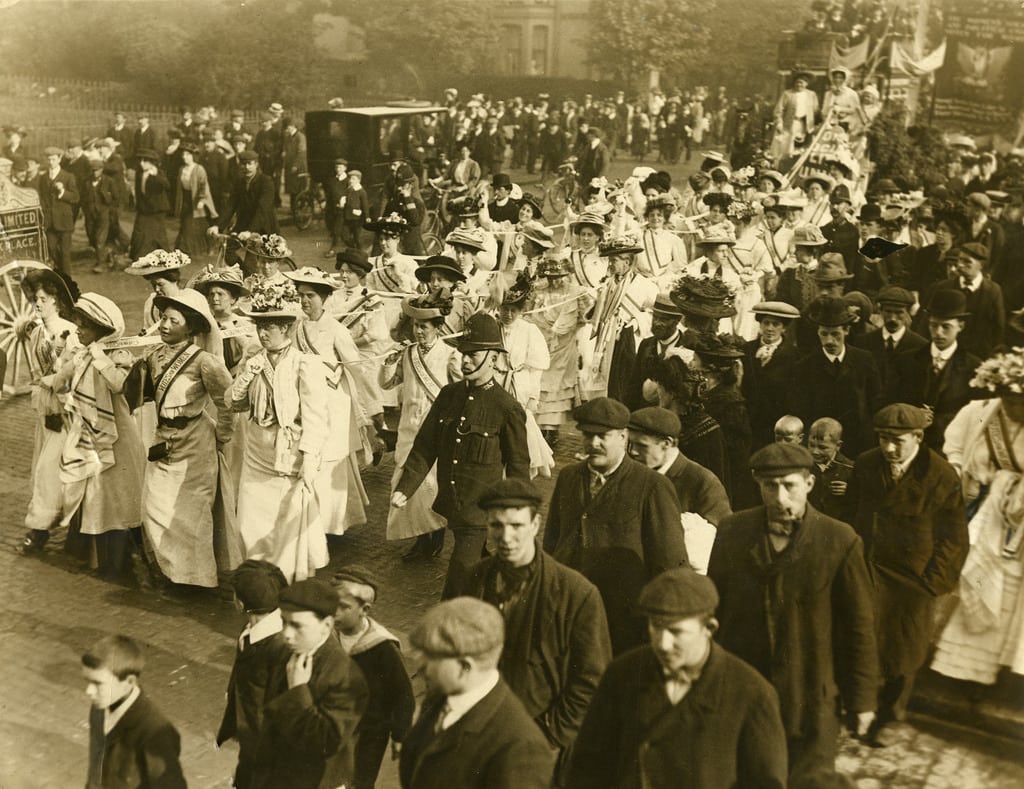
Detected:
left=152, top=287, right=217, bottom=334
left=284, top=266, right=339, bottom=293
left=192, top=265, right=249, bottom=297
left=73, top=293, right=126, bottom=340
left=125, top=249, right=191, bottom=277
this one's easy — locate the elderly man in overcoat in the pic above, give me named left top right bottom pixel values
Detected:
left=844, top=404, right=968, bottom=745
left=544, top=397, right=687, bottom=654
left=450, top=479, right=611, bottom=786
left=569, top=567, right=788, bottom=789
left=708, top=442, right=878, bottom=782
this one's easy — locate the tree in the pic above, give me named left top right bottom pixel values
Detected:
left=588, top=0, right=715, bottom=91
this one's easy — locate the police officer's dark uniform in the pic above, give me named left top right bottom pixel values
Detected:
left=395, top=312, right=530, bottom=598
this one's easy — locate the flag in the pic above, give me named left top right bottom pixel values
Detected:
left=829, top=38, right=871, bottom=72
left=891, top=40, right=947, bottom=77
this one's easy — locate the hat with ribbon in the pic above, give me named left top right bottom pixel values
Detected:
left=570, top=210, right=609, bottom=234
left=239, top=280, right=303, bottom=320
left=284, top=266, right=340, bottom=294
left=502, top=271, right=534, bottom=307
left=365, top=212, right=409, bottom=236
left=598, top=231, right=644, bottom=257
left=192, top=264, right=249, bottom=298
left=152, top=287, right=217, bottom=335
left=402, top=288, right=453, bottom=321
left=415, top=255, right=466, bottom=284
left=74, top=292, right=126, bottom=340
left=791, top=224, right=828, bottom=247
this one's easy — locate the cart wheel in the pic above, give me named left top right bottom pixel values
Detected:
left=0, top=260, right=49, bottom=397
left=422, top=234, right=444, bottom=256
left=292, top=192, right=315, bottom=231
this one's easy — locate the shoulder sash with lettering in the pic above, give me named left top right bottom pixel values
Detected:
left=153, top=343, right=202, bottom=413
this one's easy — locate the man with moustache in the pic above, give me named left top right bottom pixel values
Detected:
left=393, top=313, right=530, bottom=599
left=544, top=397, right=688, bottom=654
left=850, top=286, right=927, bottom=389
left=623, top=294, right=688, bottom=411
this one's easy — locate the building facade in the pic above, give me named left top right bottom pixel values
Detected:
left=491, top=0, right=595, bottom=80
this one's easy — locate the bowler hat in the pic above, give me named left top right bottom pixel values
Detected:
left=876, top=286, right=914, bottom=308
left=805, top=294, right=854, bottom=326
left=415, top=255, right=466, bottom=284
left=750, top=441, right=815, bottom=475
left=858, top=203, right=882, bottom=223
left=455, top=312, right=505, bottom=353
left=335, top=248, right=372, bottom=276
left=232, top=559, right=288, bottom=613
left=410, top=598, right=504, bottom=658
left=637, top=567, right=719, bottom=620
left=279, top=579, right=339, bottom=619
left=813, top=253, right=853, bottom=282
left=574, top=397, right=630, bottom=433
left=477, top=479, right=543, bottom=510
left=873, top=403, right=929, bottom=433
left=492, top=173, right=512, bottom=189
left=628, top=407, right=682, bottom=440
left=926, top=288, right=970, bottom=319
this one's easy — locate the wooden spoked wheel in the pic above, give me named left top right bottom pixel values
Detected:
left=0, top=260, right=48, bottom=397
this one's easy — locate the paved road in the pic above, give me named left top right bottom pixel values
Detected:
left=2, top=163, right=1023, bottom=788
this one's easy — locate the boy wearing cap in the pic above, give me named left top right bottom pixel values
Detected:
left=934, top=242, right=1004, bottom=358
left=844, top=404, right=968, bottom=746
left=450, top=479, right=611, bottom=783
left=399, top=597, right=555, bottom=789
left=570, top=568, right=788, bottom=788
left=709, top=442, right=878, bottom=781
left=544, top=397, right=688, bottom=654
left=254, top=578, right=369, bottom=789
left=81, top=157, right=119, bottom=272
left=217, top=560, right=290, bottom=789
left=332, top=567, right=414, bottom=789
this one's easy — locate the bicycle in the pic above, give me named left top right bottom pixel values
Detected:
left=291, top=173, right=326, bottom=231
left=544, top=161, right=580, bottom=222
left=422, top=180, right=463, bottom=254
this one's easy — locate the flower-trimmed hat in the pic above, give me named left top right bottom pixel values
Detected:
left=970, top=348, right=1024, bottom=396
left=402, top=288, right=453, bottom=321
left=192, top=264, right=249, bottom=297
left=236, top=232, right=292, bottom=260
left=126, top=249, right=192, bottom=277
left=502, top=272, right=533, bottom=307
left=698, top=222, right=737, bottom=247
left=569, top=210, right=609, bottom=234
left=239, top=280, right=302, bottom=319
left=416, top=255, right=466, bottom=284
left=446, top=227, right=488, bottom=253
left=670, top=276, right=737, bottom=318
left=598, top=230, right=644, bottom=257
left=365, top=212, right=409, bottom=236
left=537, top=249, right=572, bottom=278
left=686, top=331, right=746, bottom=366
left=284, top=266, right=339, bottom=294
left=520, top=220, right=555, bottom=249
left=450, top=195, right=483, bottom=218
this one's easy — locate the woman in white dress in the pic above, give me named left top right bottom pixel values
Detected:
left=285, top=267, right=370, bottom=537
left=381, top=292, right=459, bottom=560
left=638, top=194, right=688, bottom=287
left=231, top=287, right=330, bottom=582
left=933, top=351, right=1024, bottom=685
left=726, top=200, right=776, bottom=339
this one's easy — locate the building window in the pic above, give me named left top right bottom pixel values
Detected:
left=502, top=25, right=522, bottom=74
left=531, top=25, right=548, bottom=75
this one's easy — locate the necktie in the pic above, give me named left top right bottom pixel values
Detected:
left=590, top=470, right=606, bottom=498
left=833, top=358, right=842, bottom=370
left=932, top=355, right=946, bottom=375
left=885, top=337, right=895, bottom=353
left=890, top=464, right=903, bottom=483
left=434, top=699, right=452, bottom=734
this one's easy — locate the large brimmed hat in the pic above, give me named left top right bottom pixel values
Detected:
left=520, top=220, right=555, bottom=249
left=502, top=272, right=533, bottom=308
left=813, top=253, right=853, bottom=282
left=792, top=224, right=827, bottom=247
left=686, top=331, right=745, bottom=360
left=73, top=292, right=126, bottom=340
left=698, top=222, right=736, bottom=247
left=335, top=248, right=372, bottom=276
left=537, top=250, right=572, bottom=278
left=803, top=172, right=834, bottom=192
left=237, top=232, right=292, bottom=260
left=598, top=231, right=644, bottom=257
left=775, top=188, right=808, bottom=209
left=927, top=288, right=970, bottom=320
left=569, top=210, right=609, bottom=234
left=451, top=196, right=483, bottom=217
left=670, top=276, right=737, bottom=318
left=805, top=295, right=854, bottom=326
left=284, top=266, right=339, bottom=293
left=20, top=267, right=77, bottom=316
left=446, top=226, right=488, bottom=253
left=135, top=148, right=160, bottom=163
left=365, top=212, right=408, bottom=236
left=518, top=192, right=543, bottom=219
left=758, top=169, right=785, bottom=189
left=239, top=280, right=302, bottom=319
left=125, top=248, right=191, bottom=277
left=192, top=264, right=249, bottom=297
left=402, top=289, right=453, bottom=321
left=454, top=312, right=505, bottom=353
left=416, top=255, right=466, bottom=284
left=153, top=287, right=216, bottom=334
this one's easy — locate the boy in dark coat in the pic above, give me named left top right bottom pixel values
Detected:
left=339, top=169, right=370, bottom=252
left=81, top=158, right=118, bottom=272
left=82, top=635, right=186, bottom=789
left=332, top=566, right=415, bottom=789
left=216, top=559, right=290, bottom=789
left=806, top=417, right=854, bottom=521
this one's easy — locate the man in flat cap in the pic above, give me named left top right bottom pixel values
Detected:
left=399, top=597, right=554, bottom=789
left=886, top=289, right=982, bottom=450
left=790, top=295, right=883, bottom=457
left=544, top=397, right=687, bottom=654
left=849, top=286, right=927, bottom=389
left=708, top=442, right=878, bottom=781
left=253, top=578, right=369, bottom=789
left=843, top=404, right=968, bottom=746
left=933, top=242, right=1004, bottom=359
left=210, top=149, right=279, bottom=237
left=964, top=190, right=1005, bottom=270
left=217, top=560, right=290, bottom=789
left=570, top=568, right=788, bottom=788
left=393, top=312, right=530, bottom=599
left=448, top=479, right=611, bottom=785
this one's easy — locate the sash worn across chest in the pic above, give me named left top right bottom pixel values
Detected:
left=153, top=344, right=201, bottom=412
left=985, top=409, right=1023, bottom=473
left=408, top=344, right=444, bottom=401
left=297, top=322, right=343, bottom=389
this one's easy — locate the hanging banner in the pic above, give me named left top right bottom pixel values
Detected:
left=933, top=0, right=1024, bottom=131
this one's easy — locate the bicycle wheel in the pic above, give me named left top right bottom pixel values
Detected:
left=547, top=181, right=571, bottom=222
left=292, top=191, right=315, bottom=231
left=422, top=233, right=444, bottom=256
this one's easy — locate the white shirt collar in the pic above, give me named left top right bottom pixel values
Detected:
left=824, top=347, right=846, bottom=363
left=882, top=326, right=906, bottom=343
left=439, top=669, right=500, bottom=730
left=104, top=685, right=140, bottom=734
left=760, top=336, right=783, bottom=349
left=656, top=446, right=680, bottom=475
left=241, top=608, right=283, bottom=647
left=932, top=341, right=957, bottom=362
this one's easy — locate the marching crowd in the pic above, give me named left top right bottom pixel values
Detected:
left=5, top=84, right=1024, bottom=789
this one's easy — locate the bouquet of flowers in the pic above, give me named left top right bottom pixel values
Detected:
left=726, top=200, right=756, bottom=223
left=236, top=232, right=292, bottom=259
left=248, top=280, right=300, bottom=313
left=970, top=348, right=1024, bottom=395
left=129, top=249, right=191, bottom=270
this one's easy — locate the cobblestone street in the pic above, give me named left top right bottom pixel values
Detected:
left=1, top=193, right=1023, bottom=788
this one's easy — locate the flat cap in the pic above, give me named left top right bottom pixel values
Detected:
left=959, top=242, right=989, bottom=262
left=43, top=146, right=63, bottom=157
left=876, top=286, right=914, bottom=308
left=749, top=442, right=815, bottom=475
left=331, top=565, right=379, bottom=596
left=967, top=192, right=991, bottom=209
left=477, top=478, right=542, bottom=510
left=753, top=301, right=800, bottom=320
left=232, top=559, right=288, bottom=612
left=279, top=578, right=339, bottom=618
left=575, top=397, right=630, bottom=433
left=236, top=150, right=258, bottom=163
left=629, top=407, right=682, bottom=440
left=410, top=598, right=505, bottom=658
left=873, top=403, right=928, bottom=432
left=637, top=567, right=719, bottom=619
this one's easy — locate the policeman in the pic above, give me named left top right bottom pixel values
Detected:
left=392, top=312, right=530, bottom=598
